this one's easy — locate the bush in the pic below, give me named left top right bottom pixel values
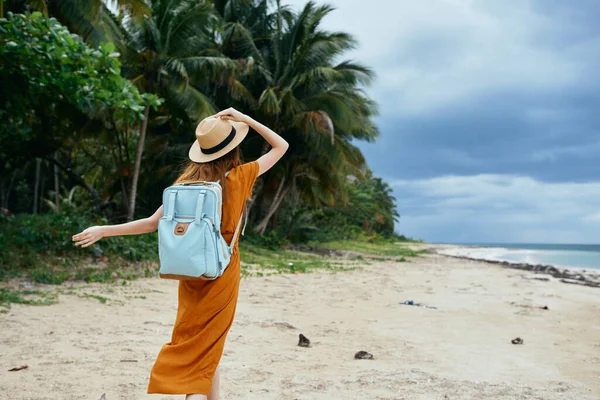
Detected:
left=0, top=211, right=90, bottom=260
left=0, top=211, right=158, bottom=282
left=243, top=230, right=284, bottom=250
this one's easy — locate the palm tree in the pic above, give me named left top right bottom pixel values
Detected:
left=4, top=0, right=150, bottom=45
left=217, top=1, right=379, bottom=234
left=3, top=0, right=394, bottom=238
left=120, top=0, right=237, bottom=220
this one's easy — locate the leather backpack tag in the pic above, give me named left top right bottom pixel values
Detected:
left=174, top=222, right=190, bottom=236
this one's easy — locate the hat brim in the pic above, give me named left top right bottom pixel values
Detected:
left=188, top=120, right=249, bottom=163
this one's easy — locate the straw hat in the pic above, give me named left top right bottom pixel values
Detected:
left=188, top=116, right=250, bottom=163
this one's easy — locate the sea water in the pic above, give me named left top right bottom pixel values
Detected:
left=438, top=243, right=600, bottom=270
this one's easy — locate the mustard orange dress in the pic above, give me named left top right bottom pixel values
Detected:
left=147, top=161, right=259, bottom=395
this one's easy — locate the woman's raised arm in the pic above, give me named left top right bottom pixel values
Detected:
left=215, top=108, right=289, bottom=175
left=72, top=205, right=163, bottom=248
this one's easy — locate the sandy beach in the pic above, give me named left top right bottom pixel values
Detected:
left=1, top=245, right=599, bottom=400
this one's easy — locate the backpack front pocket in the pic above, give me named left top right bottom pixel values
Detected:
left=158, top=218, right=213, bottom=278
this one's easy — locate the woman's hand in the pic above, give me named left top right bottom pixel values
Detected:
left=215, top=106, right=289, bottom=176
left=214, top=107, right=248, bottom=124
left=72, top=226, right=105, bottom=248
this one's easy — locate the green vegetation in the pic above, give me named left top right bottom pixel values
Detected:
left=0, top=210, right=420, bottom=305
left=240, top=242, right=357, bottom=277
left=0, top=212, right=159, bottom=283
left=79, top=293, right=109, bottom=304
left=308, top=171, right=400, bottom=241
left=0, top=288, right=59, bottom=312
left=0, top=11, right=161, bottom=215
left=317, top=240, right=424, bottom=258
left=1, top=1, right=398, bottom=240
left=0, top=2, right=420, bottom=309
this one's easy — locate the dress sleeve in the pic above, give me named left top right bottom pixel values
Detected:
left=232, top=161, right=260, bottom=199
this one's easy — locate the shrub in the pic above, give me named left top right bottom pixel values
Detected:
left=0, top=211, right=158, bottom=281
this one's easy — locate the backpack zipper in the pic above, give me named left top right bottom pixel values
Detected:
left=204, top=218, right=222, bottom=276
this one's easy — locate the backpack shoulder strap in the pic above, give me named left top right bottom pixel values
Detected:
left=219, top=168, right=246, bottom=249
left=228, top=210, right=244, bottom=249
left=217, top=170, right=231, bottom=184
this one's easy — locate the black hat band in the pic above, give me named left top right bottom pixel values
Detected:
left=201, top=126, right=236, bottom=154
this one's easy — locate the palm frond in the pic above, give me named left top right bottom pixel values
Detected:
left=258, top=87, right=281, bottom=115
left=164, top=1, right=217, bottom=54
left=296, top=110, right=334, bottom=144
left=230, top=79, right=258, bottom=107
left=222, top=22, right=264, bottom=61
left=162, top=58, right=189, bottom=90
left=180, top=56, right=237, bottom=81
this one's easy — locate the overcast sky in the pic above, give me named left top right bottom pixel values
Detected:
left=284, top=0, right=600, bottom=243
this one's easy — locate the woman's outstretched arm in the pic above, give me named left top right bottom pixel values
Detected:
left=215, top=108, right=289, bottom=176
left=72, top=205, right=163, bottom=248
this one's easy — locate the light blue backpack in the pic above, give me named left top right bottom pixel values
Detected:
left=157, top=173, right=244, bottom=280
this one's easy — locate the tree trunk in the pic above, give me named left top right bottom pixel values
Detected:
left=255, top=186, right=289, bottom=236
left=254, top=178, right=289, bottom=236
left=46, top=157, right=105, bottom=214
left=127, top=105, right=150, bottom=221
left=40, top=166, right=46, bottom=212
left=120, top=176, right=130, bottom=213
left=112, top=125, right=130, bottom=212
left=254, top=177, right=285, bottom=234
left=0, top=171, right=17, bottom=209
left=54, top=153, right=60, bottom=213
left=274, top=0, right=282, bottom=79
left=33, top=158, right=41, bottom=214
left=0, top=178, right=6, bottom=210
left=271, top=208, right=279, bottom=231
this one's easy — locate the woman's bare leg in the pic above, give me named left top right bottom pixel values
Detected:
left=185, top=394, right=207, bottom=400
left=208, top=367, right=220, bottom=400
left=185, top=367, right=220, bottom=400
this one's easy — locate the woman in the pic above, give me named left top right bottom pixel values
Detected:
left=72, top=107, right=289, bottom=400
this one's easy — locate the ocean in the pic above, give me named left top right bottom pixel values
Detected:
left=437, top=243, right=600, bottom=270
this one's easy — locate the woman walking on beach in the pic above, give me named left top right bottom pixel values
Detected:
left=72, top=108, right=288, bottom=399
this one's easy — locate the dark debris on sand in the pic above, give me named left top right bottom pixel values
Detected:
left=298, top=333, right=311, bottom=347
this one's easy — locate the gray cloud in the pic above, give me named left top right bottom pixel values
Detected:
left=391, top=175, right=600, bottom=243
left=283, top=0, right=600, bottom=241
left=360, top=88, right=600, bottom=182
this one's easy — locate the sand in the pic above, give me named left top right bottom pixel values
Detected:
left=1, top=245, right=599, bottom=400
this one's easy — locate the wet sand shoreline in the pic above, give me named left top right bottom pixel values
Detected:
left=432, top=245, right=600, bottom=289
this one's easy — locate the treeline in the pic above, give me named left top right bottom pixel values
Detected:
left=0, top=0, right=400, bottom=244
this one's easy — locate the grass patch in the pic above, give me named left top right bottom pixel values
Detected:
left=239, top=242, right=354, bottom=277
left=0, top=288, right=58, bottom=312
left=317, top=240, right=424, bottom=258
left=29, top=269, right=72, bottom=284
left=74, top=268, right=114, bottom=283
left=80, top=293, right=108, bottom=304
left=1, top=257, right=158, bottom=287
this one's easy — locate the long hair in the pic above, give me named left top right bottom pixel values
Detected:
left=173, top=147, right=242, bottom=198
